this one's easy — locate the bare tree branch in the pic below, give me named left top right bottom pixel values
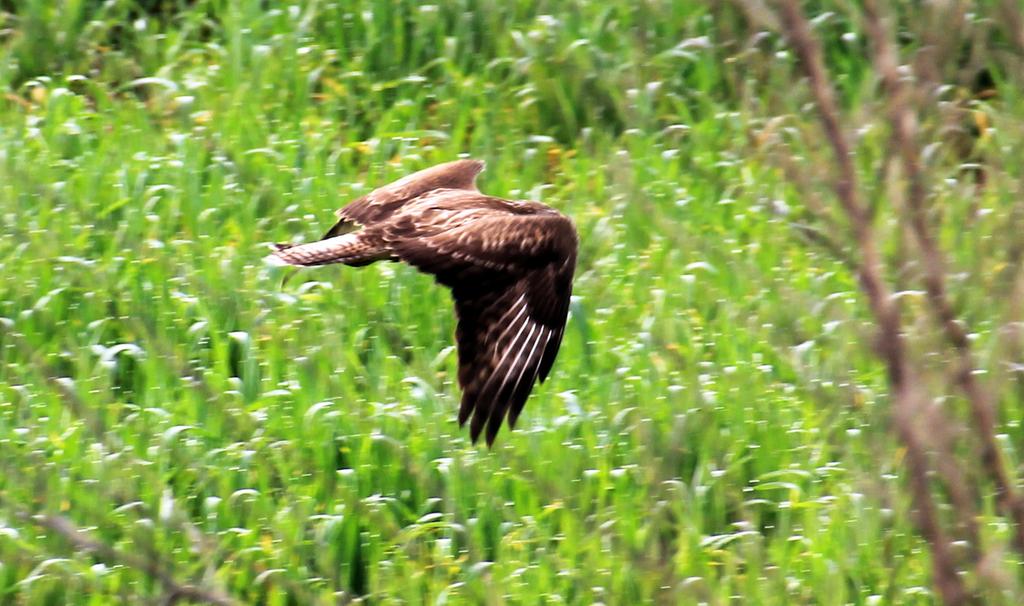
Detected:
left=999, top=0, right=1024, bottom=54
left=774, top=1, right=972, bottom=602
left=863, top=0, right=1024, bottom=556
left=6, top=506, right=235, bottom=606
left=0, top=319, right=245, bottom=604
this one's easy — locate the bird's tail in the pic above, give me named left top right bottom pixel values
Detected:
left=265, top=233, right=388, bottom=267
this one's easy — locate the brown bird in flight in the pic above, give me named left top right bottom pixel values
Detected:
left=268, top=159, right=578, bottom=445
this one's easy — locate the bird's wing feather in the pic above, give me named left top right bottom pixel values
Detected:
left=388, top=208, right=578, bottom=284
left=451, top=272, right=571, bottom=445
left=394, top=209, right=577, bottom=446
left=321, top=159, right=484, bottom=238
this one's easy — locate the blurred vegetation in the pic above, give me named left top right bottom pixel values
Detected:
left=0, top=0, right=1022, bottom=603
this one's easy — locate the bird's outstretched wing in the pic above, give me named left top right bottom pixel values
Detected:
left=388, top=205, right=577, bottom=445
left=451, top=269, right=572, bottom=445
left=321, top=159, right=484, bottom=239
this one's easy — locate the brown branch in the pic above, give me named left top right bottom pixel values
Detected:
left=768, top=130, right=845, bottom=230
left=774, top=1, right=898, bottom=349
left=0, top=320, right=242, bottom=603
left=863, top=0, right=1024, bottom=556
left=775, top=1, right=971, bottom=603
left=8, top=507, right=235, bottom=606
left=999, top=0, right=1024, bottom=54
left=924, top=399, right=982, bottom=561
left=789, top=222, right=857, bottom=272
left=891, top=384, right=972, bottom=605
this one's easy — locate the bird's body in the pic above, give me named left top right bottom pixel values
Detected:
left=270, top=159, right=578, bottom=445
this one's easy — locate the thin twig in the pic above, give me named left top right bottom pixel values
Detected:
left=789, top=222, right=858, bottom=272
left=775, top=1, right=971, bottom=602
left=8, top=507, right=235, bottom=606
left=999, top=0, right=1024, bottom=54
left=0, top=319, right=242, bottom=603
left=863, top=0, right=1024, bottom=555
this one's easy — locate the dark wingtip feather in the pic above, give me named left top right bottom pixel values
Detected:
left=457, top=393, right=473, bottom=427
left=485, top=407, right=505, bottom=447
left=469, top=409, right=487, bottom=444
left=507, top=407, right=523, bottom=431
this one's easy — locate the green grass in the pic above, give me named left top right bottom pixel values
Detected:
left=1, top=1, right=1022, bottom=604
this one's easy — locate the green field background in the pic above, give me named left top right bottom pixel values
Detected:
left=1, top=1, right=1022, bottom=604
